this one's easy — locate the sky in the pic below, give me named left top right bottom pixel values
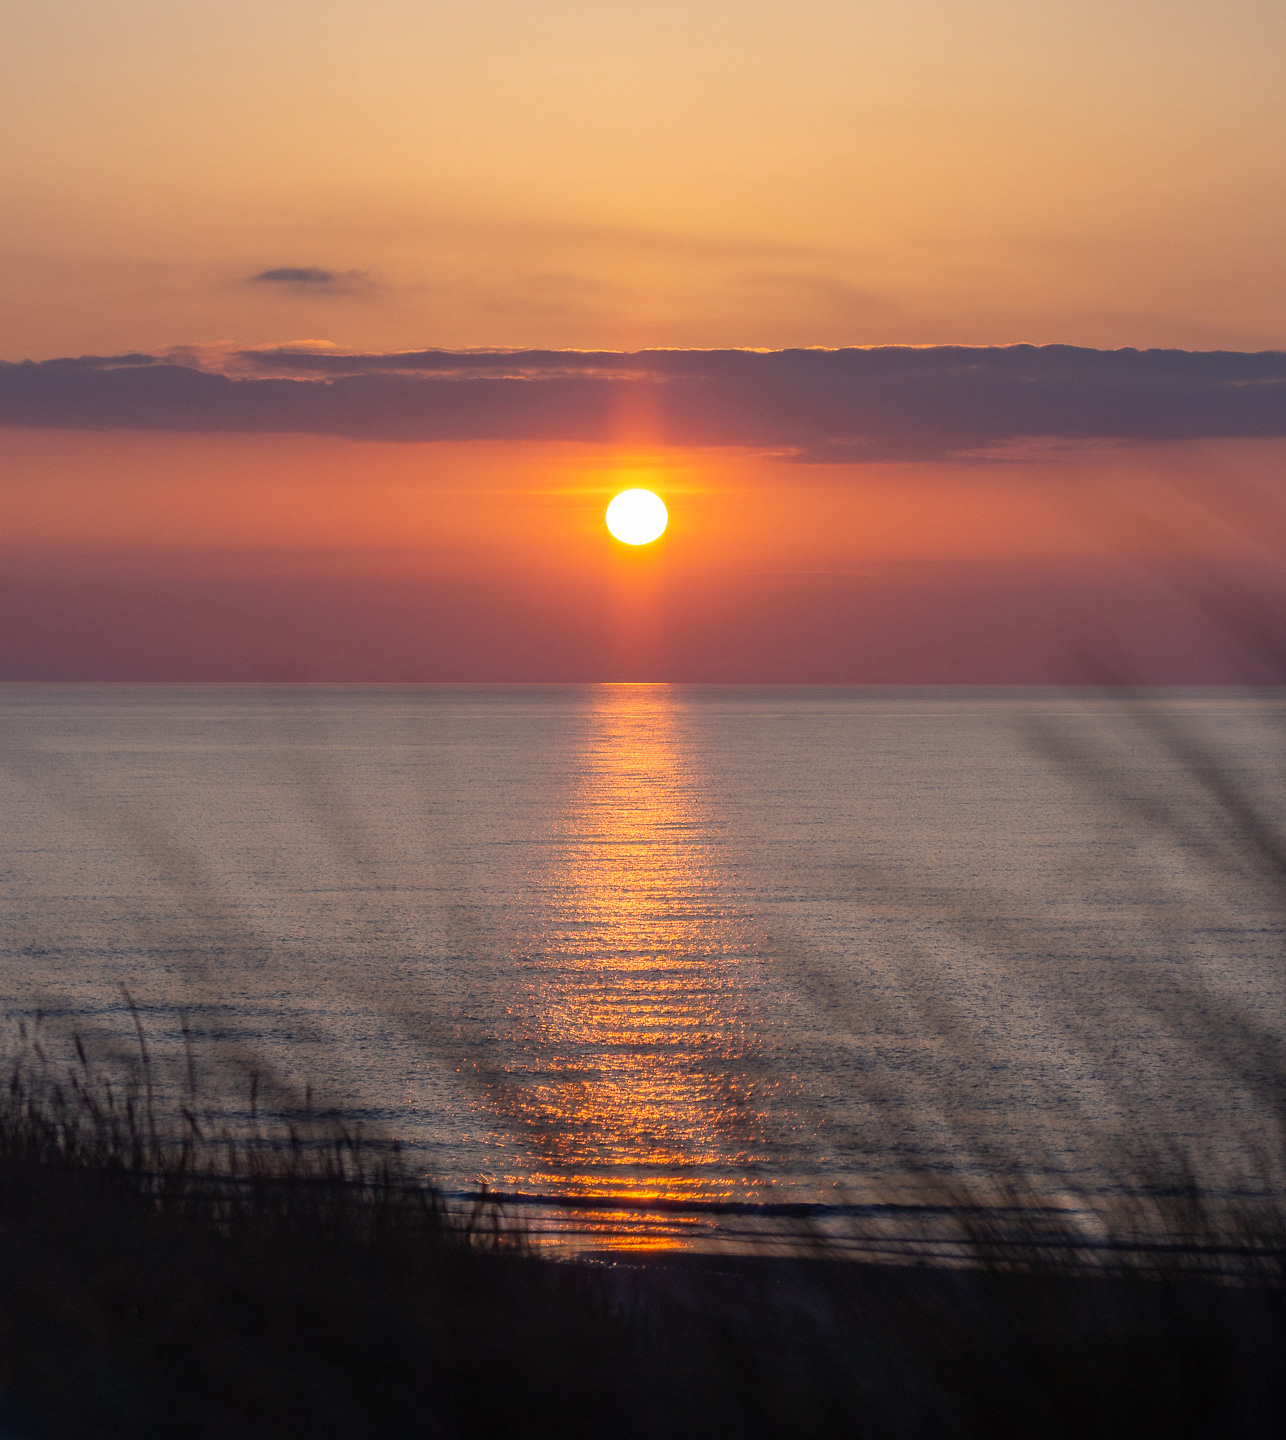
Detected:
left=2, top=0, right=1285, bottom=680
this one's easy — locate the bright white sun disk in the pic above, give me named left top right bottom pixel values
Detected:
left=606, top=489, right=668, bottom=545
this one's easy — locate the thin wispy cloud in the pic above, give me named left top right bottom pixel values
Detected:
left=251, top=267, right=341, bottom=285
left=2, top=345, right=1284, bottom=462
left=247, top=268, right=371, bottom=292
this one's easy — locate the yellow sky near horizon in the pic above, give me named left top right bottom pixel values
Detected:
left=3, top=0, right=1285, bottom=357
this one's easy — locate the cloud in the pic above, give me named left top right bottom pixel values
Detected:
left=251, top=268, right=337, bottom=284
left=247, top=268, right=370, bottom=291
left=1, top=345, right=1284, bottom=461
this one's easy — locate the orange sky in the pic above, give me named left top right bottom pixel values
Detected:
left=4, top=0, right=1285, bottom=357
left=5, top=426, right=1285, bottom=570
left=0, top=429, right=1119, bottom=564
left=3, top=426, right=1285, bottom=682
left=3, top=1, right=1285, bottom=680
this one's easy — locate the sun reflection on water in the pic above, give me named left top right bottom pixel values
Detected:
left=482, top=685, right=779, bottom=1218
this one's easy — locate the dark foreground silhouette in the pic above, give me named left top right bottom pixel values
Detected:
left=0, top=1050, right=1282, bottom=1440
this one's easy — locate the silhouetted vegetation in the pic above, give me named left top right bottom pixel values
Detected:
left=0, top=1007, right=1282, bottom=1440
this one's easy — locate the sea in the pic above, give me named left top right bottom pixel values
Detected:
left=1, top=684, right=1283, bottom=1250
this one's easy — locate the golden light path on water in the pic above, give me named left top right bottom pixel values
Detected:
left=4, top=686, right=1285, bottom=1254
left=477, top=686, right=786, bottom=1239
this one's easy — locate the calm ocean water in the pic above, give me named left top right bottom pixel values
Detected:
left=1, top=685, right=1283, bottom=1243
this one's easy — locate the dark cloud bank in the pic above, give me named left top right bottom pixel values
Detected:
left=2, top=345, right=1285, bottom=460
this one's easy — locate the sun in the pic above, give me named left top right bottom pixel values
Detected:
left=606, top=489, right=668, bottom=545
